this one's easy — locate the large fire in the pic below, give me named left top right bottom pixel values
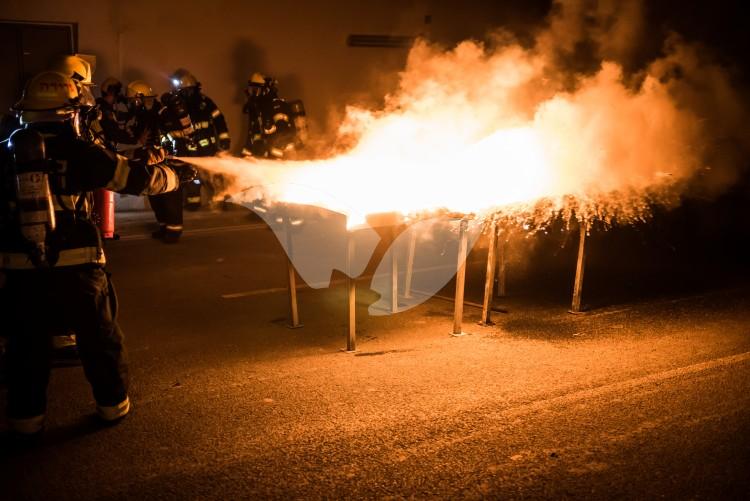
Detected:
left=182, top=2, right=746, bottom=231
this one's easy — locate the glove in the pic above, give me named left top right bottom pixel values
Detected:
left=168, top=159, right=198, bottom=184
left=178, top=165, right=198, bottom=184
left=134, top=146, right=166, bottom=165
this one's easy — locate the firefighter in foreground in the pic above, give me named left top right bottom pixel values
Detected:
left=0, top=71, right=196, bottom=436
left=2, top=56, right=108, bottom=373
left=241, top=72, right=307, bottom=159
left=154, top=68, right=230, bottom=243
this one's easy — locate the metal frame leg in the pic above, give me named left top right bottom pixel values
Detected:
left=569, top=222, right=588, bottom=314
left=452, top=219, right=469, bottom=336
left=285, top=217, right=302, bottom=328
left=480, top=219, right=498, bottom=326
left=286, top=258, right=302, bottom=328
left=391, top=232, right=399, bottom=313
left=403, top=229, right=417, bottom=299
left=346, top=233, right=357, bottom=351
left=496, top=232, right=507, bottom=297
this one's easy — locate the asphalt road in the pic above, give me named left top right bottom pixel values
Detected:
left=1, top=209, right=749, bottom=499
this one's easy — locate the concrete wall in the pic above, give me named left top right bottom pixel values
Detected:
left=4, top=0, right=548, bottom=153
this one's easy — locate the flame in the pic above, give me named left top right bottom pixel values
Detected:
left=187, top=125, right=554, bottom=229
left=182, top=3, right=745, bottom=231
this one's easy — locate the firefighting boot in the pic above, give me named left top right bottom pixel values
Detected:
left=7, top=414, right=45, bottom=437
left=97, top=396, right=131, bottom=423
left=151, top=224, right=167, bottom=240
left=163, top=229, right=182, bottom=244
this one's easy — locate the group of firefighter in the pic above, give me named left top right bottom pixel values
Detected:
left=89, top=66, right=306, bottom=243
left=0, top=54, right=306, bottom=439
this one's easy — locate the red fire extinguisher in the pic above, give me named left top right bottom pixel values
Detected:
left=94, top=188, right=116, bottom=239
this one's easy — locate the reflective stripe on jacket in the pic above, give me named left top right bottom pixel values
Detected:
left=1, top=246, right=106, bottom=269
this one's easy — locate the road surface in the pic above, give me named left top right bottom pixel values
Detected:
left=2, top=209, right=749, bottom=499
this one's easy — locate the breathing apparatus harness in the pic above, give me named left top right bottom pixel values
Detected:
left=8, top=128, right=58, bottom=267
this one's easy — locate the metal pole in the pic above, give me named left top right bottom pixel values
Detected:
left=452, top=219, right=469, bottom=336
left=286, top=258, right=302, bottom=328
left=391, top=228, right=399, bottom=313
left=570, top=222, right=588, bottom=314
left=285, top=217, right=302, bottom=328
left=403, top=229, right=417, bottom=299
left=496, top=232, right=507, bottom=297
left=480, top=219, right=498, bottom=326
left=346, top=232, right=357, bottom=351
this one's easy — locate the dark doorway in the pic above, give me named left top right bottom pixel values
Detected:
left=0, top=21, right=78, bottom=118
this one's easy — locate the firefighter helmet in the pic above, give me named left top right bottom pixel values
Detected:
left=50, top=55, right=93, bottom=85
left=13, top=71, right=81, bottom=125
left=14, top=71, right=79, bottom=112
left=101, top=77, right=123, bottom=96
left=248, top=72, right=266, bottom=86
left=50, top=55, right=96, bottom=107
left=126, top=80, right=156, bottom=98
left=170, top=68, right=199, bottom=90
left=247, top=72, right=276, bottom=98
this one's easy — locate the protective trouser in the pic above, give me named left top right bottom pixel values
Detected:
left=149, top=186, right=184, bottom=230
left=4, top=265, right=128, bottom=419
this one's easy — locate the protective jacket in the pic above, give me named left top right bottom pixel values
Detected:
left=242, top=95, right=305, bottom=159
left=127, top=100, right=164, bottom=152
left=96, top=96, right=135, bottom=151
left=160, top=89, right=230, bottom=156
left=0, top=125, right=181, bottom=269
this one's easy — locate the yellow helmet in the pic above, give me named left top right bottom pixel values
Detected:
left=248, top=72, right=266, bottom=86
left=126, top=80, right=156, bottom=98
left=13, top=71, right=80, bottom=124
left=50, top=55, right=96, bottom=107
left=101, top=77, right=123, bottom=96
left=170, top=68, right=199, bottom=90
left=50, top=55, right=93, bottom=85
left=14, top=71, right=79, bottom=112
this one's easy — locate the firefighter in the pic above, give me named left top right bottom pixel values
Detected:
left=155, top=68, right=230, bottom=242
left=125, top=80, right=163, bottom=149
left=1, top=57, right=101, bottom=372
left=241, top=72, right=307, bottom=159
left=0, top=71, right=196, bottom=436
left=96, top=77, right=136, bottom=152
left=48, top=55, right=113, bottom=360
left=126, top=80, right=173, bottom=239
left=59, top=65, right=120, bottom=242
left=50, top=55, right=104, bottom=146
